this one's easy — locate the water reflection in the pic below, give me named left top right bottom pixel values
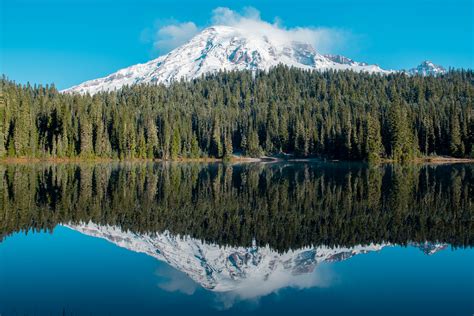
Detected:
left=1, top=162, right=472, bottom=249
left=0, top=162, right=472, bottom=314
left=66, top=222, right=448, bottom=309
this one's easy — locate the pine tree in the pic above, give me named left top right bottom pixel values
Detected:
left=190, top=132, right=200, bottom=158
left=223, top=130, right=233, bottom=159
left=365, top=114, right=384, bottom=163
left=95, top=123, right=112, bottom=157
left=245, top=129, right=261, bottom=157
left=145, top=118, right=159, bottom=158
left=449, top=111, right=463, bottom=157
left=171, top=128, right=181, bottom=159
left=388, top=103, right=416, bottom=162
left=137, top=129, right=147, bottom=158
left=212, top=119, right=223, bottom=158
left=13, top=94, right=31, bottom=156
left=79, top=117, right=93, bottom=157
left=0, top=92, right=5, bottom=158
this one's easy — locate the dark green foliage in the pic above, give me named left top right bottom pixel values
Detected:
left=1, top=67, right=473, bottom=161
left=387, top=102, right=418, bottom=162
left=0, top=163, right=472, bottom=251
left=365, top=113, right=383, bottom=163
left=0, top=93, right=6, bottom=158
left=171, top=128, right=181, bottom=159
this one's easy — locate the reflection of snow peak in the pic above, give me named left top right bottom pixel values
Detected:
left=66, top=222, right=447, bottom=294
left=66, top=223, right=382, bottom=292
left=416, top=241, right=448, bottom=255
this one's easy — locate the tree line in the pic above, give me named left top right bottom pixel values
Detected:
left=1, top=67, right=473, bottom=162
left=1, top=162, right=471, bottom=251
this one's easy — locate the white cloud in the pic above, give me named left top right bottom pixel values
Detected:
left=146, top=7, right=349, bottom=55
left=211, top=7, right=347, bottom=53
left=214, top=262, right=335, bottom=310
left=154, top=250, right=335, bottom=311
left=155, top=264, right=199, bottom=295
left=153, top=22, right=199, bottom=53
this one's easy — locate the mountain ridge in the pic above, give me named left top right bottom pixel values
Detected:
left=63, top=25, right=389, bottom=94
left=63, top=25, right=447, bottom=95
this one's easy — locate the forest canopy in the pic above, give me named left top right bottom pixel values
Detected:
left=1, top=66, right=473, bottom=162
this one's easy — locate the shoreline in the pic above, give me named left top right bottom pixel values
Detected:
left=0, top=155, right=472, bottom=165
left=412, top=156, right=474, bottom=164
left=379, top=156, right=474, bottom=164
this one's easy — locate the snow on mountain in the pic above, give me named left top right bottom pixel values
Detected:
left=65, top=222, right=447, bottom=296
left=62, top=25, right=388, bottom=95
left=407, top=60, right=446, bottom=76
left=323, top=54, right=368, bottom=66
left=415, top=241, right=448, bottom=255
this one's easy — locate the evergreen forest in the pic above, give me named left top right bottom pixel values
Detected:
left=1, top=67, right=473, bottom=162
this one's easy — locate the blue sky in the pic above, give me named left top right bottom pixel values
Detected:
left=1, top=0, right=473, bottom=90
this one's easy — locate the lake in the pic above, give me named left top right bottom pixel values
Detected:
left=0, top=162, right=472, bottom=315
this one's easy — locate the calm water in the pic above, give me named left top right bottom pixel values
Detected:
left=0, top=162, right=473, bottom=315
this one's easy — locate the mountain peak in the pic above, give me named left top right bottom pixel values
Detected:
left=408, top=60, right=446, bottom=76
left=63, top=27, right=448, bottom=95
left=62, top=26, right=388, bottom=94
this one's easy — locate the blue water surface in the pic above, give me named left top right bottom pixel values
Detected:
left=1, top=226, right=472, bottom=316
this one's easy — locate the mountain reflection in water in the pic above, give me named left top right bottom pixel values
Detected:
left=0, top=161, right=472, bottom=314
left=66, top=221, right=447, bottom=302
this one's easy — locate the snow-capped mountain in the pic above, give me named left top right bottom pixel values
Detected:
left=407, top=60, right=446, bottom=76
left=65, top=222, right=446, bottom=295
left=63, top=25, right=388, bottom=95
